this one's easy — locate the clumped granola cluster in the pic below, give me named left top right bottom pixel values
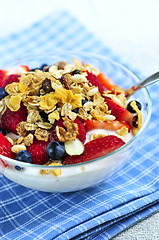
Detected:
left=0, top=59, right=127, bottom=151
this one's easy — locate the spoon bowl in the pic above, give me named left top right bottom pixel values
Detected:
left=126, top=71, right=159, bottom=98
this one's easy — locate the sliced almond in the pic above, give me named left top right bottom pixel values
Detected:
left=64, top=138, right=84, bottom=156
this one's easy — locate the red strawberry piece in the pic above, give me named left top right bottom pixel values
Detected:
left=0, top=70, right=7, bottom=87
left=105, top=97, right=133, bottom=125
left=6, top=65, right=30, bottom=75
left=52, top=118, right=64, bottom=142
left=20, top=65, right=30, bottom=72
left=27, top=138, right=50, bottom=165
left=63, top=135, right=125, bottom=165
left=52, top=117, right=86, bottom=143
left=84, top=119, right=131, bottom=132
left=2, top=74, right=20, bottom=88
left=0, top=133, right=14, bottom=158
left=97, top=71, right=116, bottom=91
left=74, top=118, right=86, bottom=143
left=86, top=72, right=107, bottom=94
left=0, top=65, right=29, bottom=87
left=1, top=104, right=27, bottom=134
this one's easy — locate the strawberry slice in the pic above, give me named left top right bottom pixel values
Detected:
left=2, top=74, right=20, bottom=88
left=1, top=104, right=27, bottom=134
left=0, top=70, right=7, bottom=87
left=105, top=98, right=133, bottom=125
left=63, top=135, right=125, bottom=165
left=27, top=138, right=50, bottom=165
left=0, top=133, right=14, bottom=158
left=97, top=71, right=116, bottom=91
left=84, top=119, right=131, bottom=132
left=86, top=72, right=107, bottom=94
left=6, top=65, right=30, bottom=74
left=52, top=117, right=86, bottom=143
left=0, top=65, right=29, bottom=87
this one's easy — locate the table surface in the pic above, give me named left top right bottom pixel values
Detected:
left=0, top=0, right=158, bottom=239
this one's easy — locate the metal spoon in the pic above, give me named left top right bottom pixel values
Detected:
left=126, top=71, right=159, bottom=98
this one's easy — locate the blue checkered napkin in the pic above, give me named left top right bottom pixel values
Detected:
left=0, top=11, right=159, bottom=240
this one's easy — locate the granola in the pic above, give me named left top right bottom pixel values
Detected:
left=0, top=58, right=142, bottom=167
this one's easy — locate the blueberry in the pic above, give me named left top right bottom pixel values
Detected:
left=29, top=67, right=40, bottom=72
left=15, top=150, right=32, bottom=163
left=82, top=99, right=88, bottom=105
left=72, top=69, right=81, bottom=75
left=14, top=165, right=23, bottom=171
left=46, top=142, right=65, bottom=160
left=0, top=87, right=8, bottom=100
left=127, top=100, right=142, bottom=113
left=0, top=128, right=6, bottom=136
left=40, top=111, right=49, bottom=122
left=72, top=108, right=79, bottom=113
left=133, top=115, right=138, bottom=127
left=40, top=64, right=48, bottom=70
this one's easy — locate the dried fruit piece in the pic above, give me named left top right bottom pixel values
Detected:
left=42, top=78, right=53, bottom=93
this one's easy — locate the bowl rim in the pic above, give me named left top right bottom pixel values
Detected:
left=0, top=52, right=152, bottom=169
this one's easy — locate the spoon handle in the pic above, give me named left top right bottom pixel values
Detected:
left=126, top=71, right=159, bottom=98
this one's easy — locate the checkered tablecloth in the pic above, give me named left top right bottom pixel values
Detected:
left=0, top=11, right=159, bottom=240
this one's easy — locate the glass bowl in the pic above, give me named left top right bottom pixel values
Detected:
left=0, top=52, right=152, bottom=192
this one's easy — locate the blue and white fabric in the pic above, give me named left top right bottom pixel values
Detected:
left=0, top=11, right=159, bottom=240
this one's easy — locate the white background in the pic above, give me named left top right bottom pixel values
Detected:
left=0, top=0, right=158, bottom=238
left=0, top=0, right=159, bottom=76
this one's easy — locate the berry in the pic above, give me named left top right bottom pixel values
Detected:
left=52, top=118, right=64, bottom=142
left=2, top=74, right=20, bottom=88
left=133, top=115, right=138, bottom=127
left=1, top=104, right=27, bottom=134
left=84, top=119, right=131, bottom=132
left=63, top=135, right=125, bottom=165
left=52, top=118, right=86, bottom=143
left=127, top=100, right=142, bottom=113
left=72, top=108, right=79, bottom=113
left=82, top=99, right=88, bottom=105
left=0, top=128, right=6, bottom=136
left=40, top=64, right=48, bottom=70
left=97, top=71, right=116, bottom=91
left=14, top=165, right=23, bottom=171
left=72, top=99, right=88, bottom=113
left=0, top=133, right=14, bottom=158
left=86, top=72, right=106, bottom=94
left=15, top=150, right=32, bottom=163
left=0, top=87, right=8, bottom=100
left=74, top=118, right=86, bottom=143
left=40, top=111, right=49, bottom=122
left=105, top=97, right=133, bottom=125
left=72, top=69, right=81, bottom=75
left=0, top=70, right=7, bottom=87
left=27, top=138, right=50, bottom=165
left=46, top=142, right=65, bottom=160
